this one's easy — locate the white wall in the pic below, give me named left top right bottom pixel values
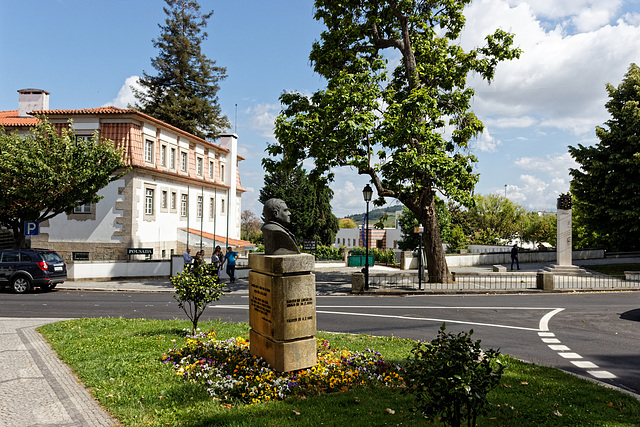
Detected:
left=43, top=178, right=125, bottom=243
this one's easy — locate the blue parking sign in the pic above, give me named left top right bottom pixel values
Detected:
left=24, top=221, right=39, bottom=236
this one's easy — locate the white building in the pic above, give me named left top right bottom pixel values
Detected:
left=1, top=89, right=251, bottom=262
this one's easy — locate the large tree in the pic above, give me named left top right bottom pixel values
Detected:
left=259, top=163, right=339, bottom=246
left=569, top=63, right=640, bottom=251
left=466, top=194, right=526, bottom=244
left=133, top=0, right=229, bottom=139
left=0, top=119, right=128, bottom=248
left=270, top=0, right=520, bottom=281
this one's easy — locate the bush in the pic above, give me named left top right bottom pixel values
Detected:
left=309, top=244, right=343, bottom=260
left=404, top=324, right=504, bottom=427
left=171, top=264, right=226, bottom=335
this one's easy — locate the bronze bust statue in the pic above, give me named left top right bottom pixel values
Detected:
left=261, top=198, right=300, bottom=255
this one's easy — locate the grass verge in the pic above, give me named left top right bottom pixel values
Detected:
left=582, top=263, right=640, bottom=277
left=38, top=318, right=640, bottom=426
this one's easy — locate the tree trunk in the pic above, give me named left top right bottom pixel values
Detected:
left=421, top=199, right=450, bottom=283
left=12, top=221, right=26, bottom=249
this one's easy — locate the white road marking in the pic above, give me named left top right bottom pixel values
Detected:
left=314, top=310, right=539, bottom=331
left=572, top=361, right=599, bottom=369
left=542, top=338, right=561, bottom=343
left=538, top=332, right=555, bottom=337
left=549, top=345, right=571, bottom=351
left=588, top=371, right=617, bottom=379
left=558, top=352, right=583, bottom=359
left=539, top=308, right=564, bottom=331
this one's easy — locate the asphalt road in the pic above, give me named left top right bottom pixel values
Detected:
left=1, top=288, right=639, bottom=395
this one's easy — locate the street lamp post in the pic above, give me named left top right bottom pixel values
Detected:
left=415, top=225, right=424, bottom=289
left=362, top=184, right=373, bottom=291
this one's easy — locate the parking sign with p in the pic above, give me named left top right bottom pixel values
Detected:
left=24, top=221, right=39, bottom=236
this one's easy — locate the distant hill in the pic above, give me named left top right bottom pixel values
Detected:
left=344, top=207, right=404, bottom=228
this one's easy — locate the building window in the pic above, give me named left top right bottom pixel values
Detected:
left=197, top=196, right=203, bottom=218
left=144, top=139, right=154, bottom=163
left=145, top=188, right=154, bottom=215
left=161, top=145, right=167, bottom=167
left=220, top=163, right=225, bottom=182
left=181, top=194, right=188, bottom=217
left=209, top=161, right=214, bottom=179
left=171, top=192, right=176, bottom=211
left=221, top=198, right=225, bottom=214
left=170, top=148, right=176, bottom=169
left=161, top=190, right=167, bottom=209
left=74, top=203, right=92, bottom=214
left=209, top=198, right=214, bottom=218
left=76, top=135, right=91, bottom=144
left=180, top=152, right=188, bottom=172
left=196, top=157, right=203, bottom=176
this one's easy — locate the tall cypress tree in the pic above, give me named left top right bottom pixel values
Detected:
left=134, top=0, right=229, bottom=139
left=259, top=163, right=339, bottom=246
left=569, top=63, right=640, bottom=251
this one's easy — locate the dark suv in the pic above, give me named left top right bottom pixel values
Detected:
left=0, top=248, right=67, bottom=293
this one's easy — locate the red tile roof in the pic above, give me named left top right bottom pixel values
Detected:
left=180, top=228, right=254, bottom=248
left=31, top=106, right=231, bottom=154
left=0, top=110, right=39, bottom=127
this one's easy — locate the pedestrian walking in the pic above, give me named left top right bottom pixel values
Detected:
left=223, top=246, right=239, bottom=283
left=510, top=244, right=520, bottom=270
left=211, top=246, right=222, bottom=277
left=183, top=247, right=192, bottom=270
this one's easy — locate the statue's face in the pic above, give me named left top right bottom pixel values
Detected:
left=275, top=203, right=291, bottom=225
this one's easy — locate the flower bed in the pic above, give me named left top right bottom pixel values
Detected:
left=162, top=332, right=404, bottom=404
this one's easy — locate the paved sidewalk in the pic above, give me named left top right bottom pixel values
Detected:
left=0, top=317, right=119, bottom=426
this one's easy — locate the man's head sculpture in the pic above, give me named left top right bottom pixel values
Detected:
left=261, top=198, right=300, bottom=255
left=263, top=198, right=291, bottom=226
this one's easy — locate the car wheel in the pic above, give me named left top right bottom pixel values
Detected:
left=12, top=276, right=32, bottom=294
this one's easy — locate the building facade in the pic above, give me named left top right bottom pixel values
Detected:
left=1, top=89, right=249, bottom=262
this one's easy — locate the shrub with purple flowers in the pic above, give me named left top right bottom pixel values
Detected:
left=162, top=334, right=404, bottom=404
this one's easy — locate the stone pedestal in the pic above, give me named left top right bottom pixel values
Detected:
left=557, top=208, right=572, bottom=266
left=248, top=253, right=317, bottom=372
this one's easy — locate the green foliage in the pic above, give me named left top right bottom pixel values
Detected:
left=570, top=64, right=640, bottom=250
left=260, top=163, right=339, bottom=246
left=570, top=64, right=640, bottom=251
left=241, top=210, right=262, bottom=243
left=404, top=324, right=504, bottom=427
left=466, top=194, right=527, bottom=243
left=170, top=263, right=225, bottom=335
left=446, top=225, right=469, bottom=254
left=0, top=118, right=128, bottom=247
left=133, top=0, right=229, bottom=139
left=309, top=244, right=343, bottom=261
left=339, top=218, right=357, bottom=228
left=269, top=1, right=520, bottom=282
left=521, top=212, right=556, bottom=248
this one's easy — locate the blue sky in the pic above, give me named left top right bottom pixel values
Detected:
left=2, top=0, right=640, bottom=218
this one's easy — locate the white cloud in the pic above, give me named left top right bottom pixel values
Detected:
left=514, top=152, right=577, bottom=176
left=245, top=103, right=279, bottom=140
left=464, top=0, right=640, bottom=137
left=502, top=153, right=577, bottom=209
left=472, top=129, right=500, bottom=152
left=102, top=76, right=140, bottom=108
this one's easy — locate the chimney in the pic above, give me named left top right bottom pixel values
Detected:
left=18, top=88, right=50, bottom=117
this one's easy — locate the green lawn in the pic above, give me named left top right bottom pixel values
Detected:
left=39, top=318, right=640, bottom=426
left=582, top=263, right=640, bottom=278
